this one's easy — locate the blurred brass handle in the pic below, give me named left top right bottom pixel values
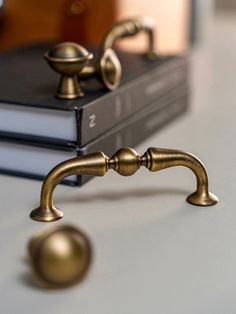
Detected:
left=102, top=16, right=157, bottom=60
left=79, top=48, right=122, bottom=91
left=78, top=17, right=157, bottom=91
left=30, top=147, right=218, bottom=223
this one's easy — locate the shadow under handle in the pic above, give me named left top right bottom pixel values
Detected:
left=30, top=147, right=218, bottom=223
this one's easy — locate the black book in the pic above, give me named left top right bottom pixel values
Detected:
left=0, top=43, right=188, bottom=146
left=0, top=86, right=188, bottom=186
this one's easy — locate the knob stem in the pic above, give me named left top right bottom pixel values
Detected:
left=57, top=74, right=84, bottom=98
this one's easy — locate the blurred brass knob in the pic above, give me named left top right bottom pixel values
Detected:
left=28, top=225, right=92, bottom=288
left=45, top=42, right=93, bottom=99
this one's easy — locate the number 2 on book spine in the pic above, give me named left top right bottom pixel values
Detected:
left=89, top=114, right=96, bottom=128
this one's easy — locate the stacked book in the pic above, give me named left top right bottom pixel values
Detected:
left=0, top=43, right=189, bottom=185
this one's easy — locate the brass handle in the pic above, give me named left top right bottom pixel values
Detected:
left=102, top=16, right=157, bottom=60
left=78, top=17, right=156, bottom=90
left=30, top=147, right=218, bottom=222
left=79, top=48, right=122, bottom=91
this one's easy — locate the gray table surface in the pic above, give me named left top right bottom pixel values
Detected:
left=1, top=15, right=236, bottom=314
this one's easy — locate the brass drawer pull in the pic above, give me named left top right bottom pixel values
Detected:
left=102, top=16, right=157, bottom=60
left=30, top=147, right=218, bottom=222
left=79, top=16, right=157, bottom=90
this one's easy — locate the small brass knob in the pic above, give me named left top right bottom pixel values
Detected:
left=28, top=225, right=92, bottom=288
left=45, top=42, right=93, bottom=99
left=79, top=48, right=122, bottom=91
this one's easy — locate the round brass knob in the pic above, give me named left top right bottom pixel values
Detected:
left=28, top=225, right=92, bottom=288
left=45, top=42, right=93, bottom=99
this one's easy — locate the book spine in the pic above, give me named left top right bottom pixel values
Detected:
left=0, top=90, right=188, bottom=186
left=79, top=57, right=188, bottom=146
left=77, top=92, right=189, bottom=186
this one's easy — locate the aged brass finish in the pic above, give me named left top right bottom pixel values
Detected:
left=45, top=42, right=93, bottom=99
left=45, top=17, right=156, bottom=94
left=77, top=16, right=157, bottom=90
left=102, top=16, right=157, bottom=60
left=79, top=48, right=122, bottom=91
left=30, top=147, right=218, bottom=223
left=28, top=225, right=92, bottom=288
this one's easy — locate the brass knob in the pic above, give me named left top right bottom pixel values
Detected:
left=79, top=48, right=122, bottom=91
left=30, top=147, right=218, bottom=223
left=45, top=42, right=93, bottom=99
left=28, top=225, right=92, bottom=288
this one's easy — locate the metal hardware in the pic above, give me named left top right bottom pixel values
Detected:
left=44, top=42, right=93, bottom=99
left=30, top=147, right=218, bottom=223
left=28, top=224, right=92, bottom=288
left=102, top=16, right=157, bottom=60
left=77, top=16, right=157, bottom=90
left=79, top=48, right=122, bottom=91
left=45, top=17, right=156, bottom=95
